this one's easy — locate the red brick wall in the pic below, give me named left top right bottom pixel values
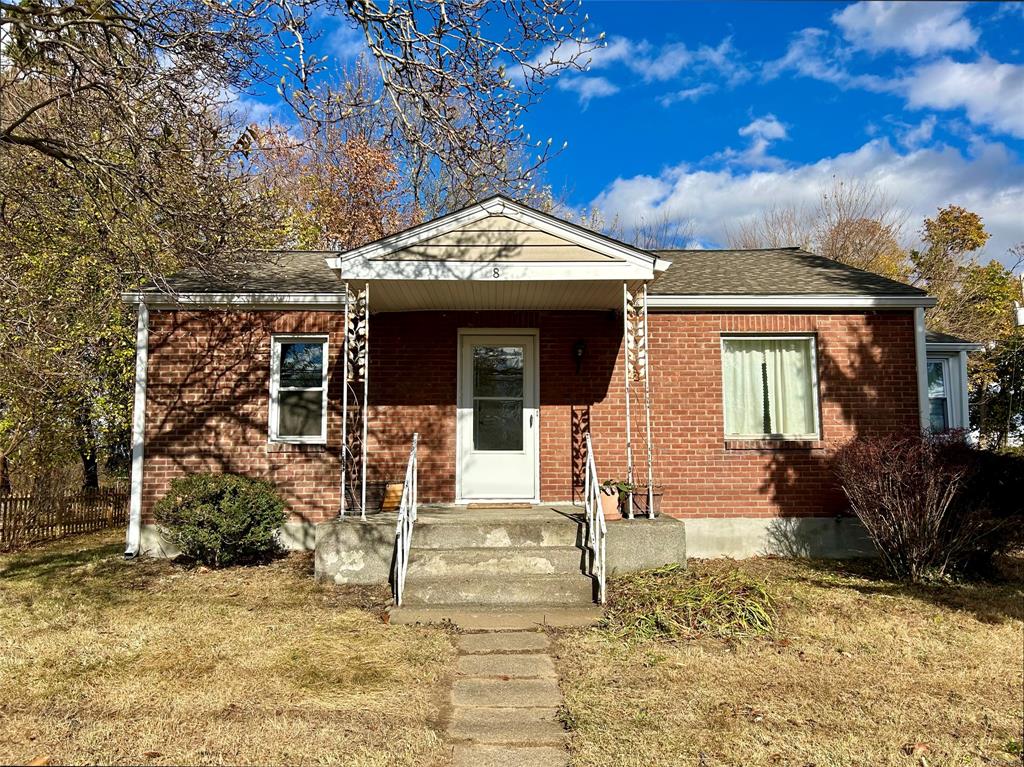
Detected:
left=141, top=308, right=919, bottom=523
left=142, top=310, right=346, bottom=525
left=648, top=312, right=919, bottom=519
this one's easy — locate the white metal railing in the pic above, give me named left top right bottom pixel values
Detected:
left=582, top=433, right=608, bottom=604
left=392, top=432, right=419, bottom=606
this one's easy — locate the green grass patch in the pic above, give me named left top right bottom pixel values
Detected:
left=601, top=563, right=777, bottom=641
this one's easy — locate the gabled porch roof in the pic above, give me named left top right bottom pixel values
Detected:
left=327, top=195, right=671, bottom=312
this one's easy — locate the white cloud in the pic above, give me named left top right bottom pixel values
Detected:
left=591, top=138, right=1024, bottom=263
left=330, top=23, right=368, bottom=60
left=556, top=75, right=620, bottom=107
left=658, top=83, right=717, bottom=107
left=739, top=115, right=788, bottom=142
left=714, top=114, right=789, bottom=168
left=695, top=37, right=751, bottom=86
left=763, top=28, right=892, bottom=91
left=834, top=2, right=978, bottom=57
left=897, top=115, right=938, bottom=148
left=902, top=57, right=1024, bottom=138
left=222, top=90, right=281, bottom=124
left=767, top=28, right=1024, bottom=139
left=633, top=42, right=692, bottom=81
left=578, top=34, right=749, bottom=86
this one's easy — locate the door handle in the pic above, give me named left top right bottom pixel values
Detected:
left=529, top=414, right=535, bottom=428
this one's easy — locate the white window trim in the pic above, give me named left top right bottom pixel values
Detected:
left=926, top=356, right=954, bottom=432
left=719, top=334, right=822, bottom=441
left=269, top=334, right=329, bottom=444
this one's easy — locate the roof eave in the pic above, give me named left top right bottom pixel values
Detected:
left=926, top=341, right=985, bottom=352
left=121, top=291, right=348, bottom=308
left=646, top=294, right=937, bottom=310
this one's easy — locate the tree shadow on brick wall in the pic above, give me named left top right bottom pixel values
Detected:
left=760, top=315, right=918, bottom=558
left=146, top=310, right=350, bottom=530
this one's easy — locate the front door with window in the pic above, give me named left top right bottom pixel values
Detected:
left=457, top=333, right=538, bottom=501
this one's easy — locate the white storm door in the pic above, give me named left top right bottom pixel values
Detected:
left=457, top=333, right=538, bottom=501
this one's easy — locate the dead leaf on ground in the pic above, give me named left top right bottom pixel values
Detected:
left=902, top=742, right=929, bottom=756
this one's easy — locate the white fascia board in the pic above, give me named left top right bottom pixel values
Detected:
left=329, top=195, right=660, bottom=271
left=927, top=342, right=985, bottom=352
left=121, top=292, right=348, bottom=308
left=337, top=260, right=655, bottom=281
left=646, top=294, right=937, bottom=310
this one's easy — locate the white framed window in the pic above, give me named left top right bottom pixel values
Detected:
left=269, top=335, right=329, bottom=443
left=926, top=357, right=951, bottom=432
left=721, top=335, right=821, bottom=440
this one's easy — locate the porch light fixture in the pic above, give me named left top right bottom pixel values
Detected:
left=573, top=339, right=586, bottom=374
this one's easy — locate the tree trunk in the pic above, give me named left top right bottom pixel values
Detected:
left=77, top=414, right=100, bottom=491
left=0, top=454, right=11, bottom=495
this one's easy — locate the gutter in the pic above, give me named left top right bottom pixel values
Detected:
left=646, top=294, right=937, bottom=310
left=121, top=292, right=349, bottom=308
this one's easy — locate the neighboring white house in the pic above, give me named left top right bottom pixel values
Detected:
left=924, top=330, right=983, bottom=432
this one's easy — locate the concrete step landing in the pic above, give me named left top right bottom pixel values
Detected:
left=407, top=545, right=584, bottom=577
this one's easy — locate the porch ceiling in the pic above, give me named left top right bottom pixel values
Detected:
left=352, top=279, right=630, bottom=312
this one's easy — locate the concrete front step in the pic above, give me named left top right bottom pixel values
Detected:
left=407, top=545, right=584, bottom=577
left=389, top=605, right=603, bottom=629
left=401, top=573, right=594, bottom=606
left=412, top=519, right=581, bottom=549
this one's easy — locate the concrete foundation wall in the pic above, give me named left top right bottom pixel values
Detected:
left=684, top=516, right=874, bottom=559
left=138, top=520, right=318, bottom=559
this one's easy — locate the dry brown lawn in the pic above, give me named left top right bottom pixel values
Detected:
left=555, top=557, right=1024, bottom=767
left=0, top=531, right=456, bottom=766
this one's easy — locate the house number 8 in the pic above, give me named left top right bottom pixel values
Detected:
left=492, top=267, right=500, bottom=278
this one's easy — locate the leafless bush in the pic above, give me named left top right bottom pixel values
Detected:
left=834, top=434, right=1007, bottom=582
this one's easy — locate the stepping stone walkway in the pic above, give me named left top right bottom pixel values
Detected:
left=449, top=630, right=568, bottom=767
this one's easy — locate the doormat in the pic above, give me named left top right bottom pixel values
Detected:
left=466, top=502, right=534, bottom=509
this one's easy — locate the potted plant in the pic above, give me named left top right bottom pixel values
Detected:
left=629, top=484, right=664, bottom=518
left=598, top=480, right=624, bottom=520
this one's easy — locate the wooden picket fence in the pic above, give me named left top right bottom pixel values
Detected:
left=0, top=487, right=128, bottom=551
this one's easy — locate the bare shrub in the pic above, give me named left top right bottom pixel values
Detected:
left=834, top=434, right=1018, bottom=582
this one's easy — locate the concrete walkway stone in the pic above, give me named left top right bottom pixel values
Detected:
left=458, top=631, right=550, bottom=654
left=456, top=652, right=556, bottom=678
left=453, top=744, right=568, bottom=767
left=446, top=628, right=568, bottom=766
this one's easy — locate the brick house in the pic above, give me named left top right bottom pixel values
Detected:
left=122, top=196, right=977, bottom=607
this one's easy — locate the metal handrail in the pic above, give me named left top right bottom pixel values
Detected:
left=582, top=433, right=608, bottom=604
left=392, top=432, right=419, bottom=606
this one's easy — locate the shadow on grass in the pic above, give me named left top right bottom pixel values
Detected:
left=783, top=556, right=1024, bottom=625
left=0, top=534, right=170, bottom=606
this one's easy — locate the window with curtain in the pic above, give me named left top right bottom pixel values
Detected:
left=721, top=336, right=820, bottom=439
left=270, top=336, right=328, bottom=442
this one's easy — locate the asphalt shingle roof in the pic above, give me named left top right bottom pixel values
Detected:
left=926, top=330, right=978, bottom=345
left=148, top=246, right=929, bottom=300
left=151, top=251, right=342, bottom=294
left=650, top=247, right=927, bottom=297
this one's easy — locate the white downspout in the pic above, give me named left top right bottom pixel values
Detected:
left=125, top=301, right=149, bottom=557
left=913, top=307, right=929, bottom=433
left=958, top=349, right=971, bottom=431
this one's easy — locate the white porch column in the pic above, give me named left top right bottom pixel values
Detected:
left=913, top=307, right=929, bottom=432
left=125, top=301, right=149, bottom=557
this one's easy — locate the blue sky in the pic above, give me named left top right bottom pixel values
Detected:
left=243, top=1, right=1024, bottom=264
